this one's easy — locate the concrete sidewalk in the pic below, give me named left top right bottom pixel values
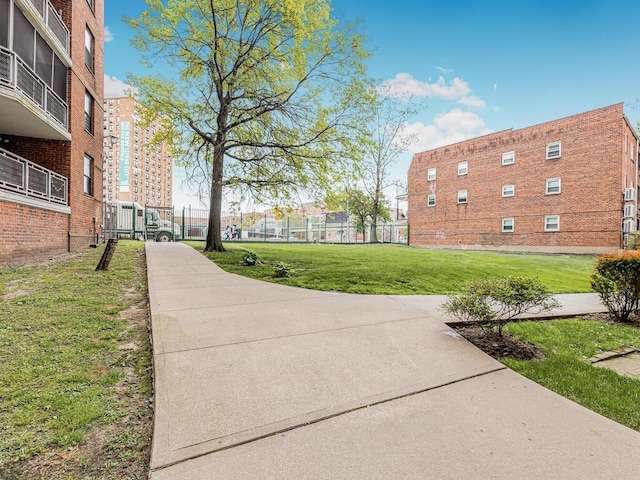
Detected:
left=146, top=242, right=640, bottom=479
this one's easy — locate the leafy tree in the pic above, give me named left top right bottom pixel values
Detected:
left=127, top=0, right=371, bottom=251
left=326, top=187, right=390, bottom=243
left=362, top=85, right=418, bottom=242
left=442, top=276, right=559, bottom=336
left=591, top=251, right=640, bottom=323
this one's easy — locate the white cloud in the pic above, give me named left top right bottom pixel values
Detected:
left=104, top=74, right=137, bottom=98
left=458, top=95, right=486, bottom=109
left=435, top=65, right=453, bottom=74
left=403, top=108, right=493, bottom=154
left=382, top=73, right=471, bottom=100
left=104, top=26, right=114, bottom=42
left=493, top=83, right=498, bottom=91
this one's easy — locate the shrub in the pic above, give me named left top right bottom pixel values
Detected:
left=591, top=251, right=640, bottom=322
left=242, top=251, right=260, bottom=266
left=442, top=276, right=559, bottom=335
left=273, top=261, right=295, bottom=278
left=625, top=232, right=640, bottom=250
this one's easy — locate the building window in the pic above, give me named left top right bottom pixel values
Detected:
left=502, top=218, right=514, bottom=233
left=546, top=177, right=561, bottom=195
left=457, top=189, right=468, bottom=204
left=544, top=215, right=560, bottom=232
left=83, top=154, right=93, bottom=195
left=85, top=26, right=94, bottom=72
left=458, top=161, right=468, bottom=176
left=427, top=194, right=436, bottom=207
left=427, top=168, right=436, bottom=181
left=546, top=141, right=561, bottom=159
left=502, top=151, right=515, bottom=166
left=84, top=91, right=94, bottom=133
left=502, top=184, right=515, bottom=197
left=86, top=0, right=95, bottom=10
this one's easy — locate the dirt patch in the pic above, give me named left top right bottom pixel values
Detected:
left=454, top=326, right=544, bottom=361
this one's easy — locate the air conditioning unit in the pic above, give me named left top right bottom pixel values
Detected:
left=624, top=187, right=636, bottom=202
left=624, top=205, right=637, bottom=218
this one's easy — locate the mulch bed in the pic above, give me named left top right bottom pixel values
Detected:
left=454, top=326, right=544, bottom=361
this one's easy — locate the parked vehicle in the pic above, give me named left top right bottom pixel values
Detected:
left=104, top=202, right=182, bottom=241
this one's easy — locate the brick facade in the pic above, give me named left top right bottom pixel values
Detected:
left=408, top=104, right=639, bottom=253
left=0, top=0, right=104, bottom=267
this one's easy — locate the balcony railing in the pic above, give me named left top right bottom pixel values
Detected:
left=25, top=0, right=70, bottom=54
left=0, top=46, right=68, bottom=130
left=0, top=146, right=67, bottom=205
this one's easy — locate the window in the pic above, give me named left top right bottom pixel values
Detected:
left=84, top=91, right=94, bottom=133
left=623, top=219, right=636, bottom=233
left=86, top=0, right=95, bottom=10
left=457, top=189, right=468, bottom=204
left=546, top=177, right=561, bottom=195
left=427, top=194, right=435, bottom=207
left=502, top=218, right=514, bottom=233
left=85, top=26, right=94, bottom=72
left=458, top=161, right=468, bottom=176
left=427, top=168, right=436, bottom=181
left=502, top=151, right=515, bottom=165
left=502, top=184, right=515, bottom=197
left=83, top=154, right=93, bottom=195
left=544, top=215, right=560, bottom=232
left=546, top=141, right=561, bottom=159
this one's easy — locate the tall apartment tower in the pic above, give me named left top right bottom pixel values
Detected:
left=102, top=96, right=173, bottom=208
left=0, top=0, right=104, bottom=267
left=408, top=103, right=639, bottom=253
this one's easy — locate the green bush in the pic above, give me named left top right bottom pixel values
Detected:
left=591, top=251, right=640, bottom=322
left=273, top=261, right=295, bottom=278
left=625, top=233, right=640, bottom=250
left=442, top=276, right=559, bottom=335
left=242, top=251, right=260, bottom=266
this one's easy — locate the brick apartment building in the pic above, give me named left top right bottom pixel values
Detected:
left=102, top=96, right=173, bottom=207
left=408, top=103, right=639, bottom=253
left=0, top=0, right=104, bottom=267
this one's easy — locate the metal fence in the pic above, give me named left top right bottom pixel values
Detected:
left=177, top=206, right=408, bottom=244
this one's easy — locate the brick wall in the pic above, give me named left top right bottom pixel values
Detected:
left=0, top=201, right=68, bottom=267
left=408, top=104, right=636, bottom=252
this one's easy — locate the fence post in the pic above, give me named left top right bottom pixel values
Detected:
left=287, top=216, right=290, bottom=243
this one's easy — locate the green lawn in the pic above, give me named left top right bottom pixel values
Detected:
left=187, top=242, right=595, bottom=294
left=504, top=319, right=640, bottom=431
left=0, top=241, right=152, bottom=479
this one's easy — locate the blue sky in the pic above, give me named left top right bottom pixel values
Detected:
left=104, top=1, right=640, bottom=209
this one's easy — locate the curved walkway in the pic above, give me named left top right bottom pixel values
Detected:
left=146, top=242, right=640, bottom=479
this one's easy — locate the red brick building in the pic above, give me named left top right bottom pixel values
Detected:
left=0, top=0, right=104, bottom=267
left=408, top=103, right=639, bottom=253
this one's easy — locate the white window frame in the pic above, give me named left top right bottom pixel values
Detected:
left=427, top=168, right=436, bottom=181
left=458, top=161, right=468, bottom=176
left=546, top=141, right=561, bottom=159
left=545, top=178, right=561, bottom=195
left=623, top=219, right=637, bottom=233
left=502, top=151, right=515, bottom=166
left=457, top=189, right=468, bottom=204
left=502, top=217, right=514, bottom=233
left=502, top=184, right=515, bottom=197
left=624, top=187, right=637, bottom=201
left=427, top=194, right=436, bottom=207
left=83, top=154, right=93, bottom=196
left=624, top=205, right=636, bottom=218
left=544, top=215, right=560, bottom=232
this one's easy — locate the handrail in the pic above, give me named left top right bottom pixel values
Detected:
left=25, top=0, right=70, bottom=54
left=0, top=46, right=68, bottom=129
left=0, top=146, right=67, bottom=205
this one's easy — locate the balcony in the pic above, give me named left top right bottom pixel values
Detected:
left=0, top=46, right=70, bottom=140
left=0, top=146, right=67, bottom=205
left=21, top=0, right=70, bottom=55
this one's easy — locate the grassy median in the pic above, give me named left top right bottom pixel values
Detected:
left=190, top=242, right=595, bottom=294
left=0, top=241, right=152, bottom=480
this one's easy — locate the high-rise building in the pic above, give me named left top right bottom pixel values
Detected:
left=0, top=0, right=104, bottom=267
left=408, top=103, right=639, bottom=253
left=102, top=96, right=173, bottom=208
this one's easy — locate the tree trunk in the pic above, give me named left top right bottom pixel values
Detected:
left=370, top=201, right=379, bottom=243
left=204, top=143, right=225, bottom=252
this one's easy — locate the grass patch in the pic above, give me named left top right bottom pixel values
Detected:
left=0, top=241, right=152, bottom=479
left=186, top=242, right=594, bottom=294
left=503, top=318, right=640, bottom=431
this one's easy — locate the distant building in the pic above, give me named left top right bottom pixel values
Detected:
left=408, top=103, right=639, bottom=253
left=0, top=0, right=104, bottom=267
left=102, top=96, right=173, bottom=207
